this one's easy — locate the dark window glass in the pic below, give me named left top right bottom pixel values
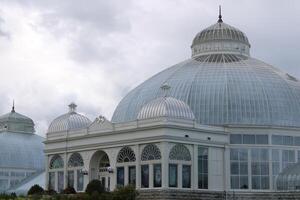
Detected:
left=117, top=167, right=124, bottom=187
left=67, top=171, right=74, bottom=188
left=128, top=166, right=136, bottom=186
left=198, top=147, right=208, bottom=189
left=49, top=172, right=55, bottom=190
left=272, top=135, right=282, bottom=145
left=295, top=137, right=300, bottom=146
left=153, top=164, right=162, bottom=187
left=182, top=165, right=191, bottom=188
left=283, top=136, right=293, bottom=146
left=77, top=170, right=84, bottom=191
left=141, top=165, right=149, bottom=188
left=256, top=135, right=268, bottom=144
left=58, top=171, right=64, bottom=192
left=243, top=135, right=255, bottom=144
left=169, top=164, right=177, bottom=187
left=230, top=134, right=242, bottom=144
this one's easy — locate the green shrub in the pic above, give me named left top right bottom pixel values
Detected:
left=44, top=189, right=57, bottom=195
left=112, top=185, right=138, bottom=200
left=85, top=180, right=105, bottom=195
left=28, top=184, right=44, bottom=195
left=62, top=186, right=76, bottom=194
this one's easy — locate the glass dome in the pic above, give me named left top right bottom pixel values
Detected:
left=0, top=131, right=44, bottom=170
left=112, top=16, right=300, bottom=128
left=0, top=106, right=34, bottom=133
left=0, top=106, right=44, bottom=168
left=137, top=96, right=195, bottom=120
left=48, top=103, right=91, bottom=134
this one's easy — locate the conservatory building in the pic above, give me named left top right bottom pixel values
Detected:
left=44, top=12, right=300, bottom=198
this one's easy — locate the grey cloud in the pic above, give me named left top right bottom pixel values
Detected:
left=0, top=17, right=10, bottom=39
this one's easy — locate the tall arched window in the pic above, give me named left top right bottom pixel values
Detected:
left=68, top=153, right=84, bottom=167
left=117, top=146, right=136, bottom=163
left=169, top=144, right=192, bottom=189
left=169, top=144, right=191, bottom=161
left=141, top=144, right=162, bottom=188
left=67, top=153, right=84, bottom=191
left=116, top=146, right=136, bottom=187
left=50, top=155, right=64, bottom=169
left=49, top=155, right=64, bottom=192
left=141, top=144, right=161, bottom=161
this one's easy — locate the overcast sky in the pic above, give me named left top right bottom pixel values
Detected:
left=0, top=0, right=299, bottom=136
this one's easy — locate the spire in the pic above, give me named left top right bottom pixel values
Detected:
left=218, top=5, right=223, bottom=23
left=11, top=100, right=15, bottom=112
left=68, top=102, right=77, bottom=113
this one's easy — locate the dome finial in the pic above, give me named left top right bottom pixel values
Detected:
left=161, top=83, right=171, bottom=97
left=218, top=5, right=223, bottom=23
left=12, top=100, right=15, bottom=112
left=68, top=102, right=77, bottom=113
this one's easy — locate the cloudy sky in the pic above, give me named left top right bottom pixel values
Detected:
left=0, top=0, right=299, bottom=136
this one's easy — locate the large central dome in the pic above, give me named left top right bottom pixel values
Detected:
left=112, top=13, right=300, bottom=127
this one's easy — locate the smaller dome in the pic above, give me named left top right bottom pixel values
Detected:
left=191, top=9, right=250, bottom=58
left=0, top=106, right=34, bottom=133
left=48, top=103, right=91, bottom=133
left=137, top=97, right=195, bottom=121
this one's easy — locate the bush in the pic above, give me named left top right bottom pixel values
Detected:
left=28, top=184, right=44, bottom=195
left=44, top=189, right=57, bottom=195
left=85, top=180, right=105, bottom=195
left=112, top=185, right=138, bottom=200
left=62, top=186, right=77, bottom=194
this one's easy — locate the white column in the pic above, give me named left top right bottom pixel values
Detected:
left=178, top=164, right=182, bottom=188
left=45, top=155, right=49, bottom=190
left=55, top=171, right=58, bottom=191
left=135, top=144, right=140, bottom=189
left=224, top=146, right=230, bottom=191
left=124, top=165, right=129, bottom=186
left=161, top=142, right=168, bottom=188
left=64, top=153, right=68, bottom=189
left=193, top=144, right=198, bottom=189
left=149, top=164, right=153, bottom=188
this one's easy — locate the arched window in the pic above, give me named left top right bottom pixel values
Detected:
left=117, top=146, right=136, bottom=163
left=68, top=153, right=84, bottom=167
left=169, top=144, right=191, bottom=161
left=50, top=155, right=64, bottom=169
left=141, top=144, right=161, bottom=161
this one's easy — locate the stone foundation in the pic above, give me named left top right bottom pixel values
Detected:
left=137, top=189, right=300, bottom=200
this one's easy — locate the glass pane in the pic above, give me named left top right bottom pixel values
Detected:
left=77, top=170, right=84, bottom=191
left=68, top=171, right=74, bottom=188
left=129, top=166, right=136, bottom=186
left=141, top=165, right=149, bottom=188
left=153, top=164, right=162, bottom=187
left=58, top=171, right=64, bottom=192
left=256, top=135, right=268, bottom=144
left=252, top=176, right=260, bottom=189
left=272, top=149, right=279, bottom=161
left=49, top=172, right=55, bottom=190
left=272, top=135, right=282, bottom=145
left=243, top=135, right=255, bottom=144
left=240, top=162, right=248, bottom=175
left=295, top=137, right=300, bottom=146
left=231, top=162, right=239, bottom=175
left=230, top=134, right=242, bottom=144
left=231, top=176, right=239, bottom=189
left=182, top=165, right=191, bottom=188
left=283, top=136, right=293, bottom=146
left=230, top=149, right=239, bottom=160
left=240, top=176, right=248, bottom=189
left=198, top=147, right=208, bottom=189
left=169, top=164, right=177, bottom=187
left=117, top=167, right=124, bottom=187
left=261, top=176, right=269, bottom=189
